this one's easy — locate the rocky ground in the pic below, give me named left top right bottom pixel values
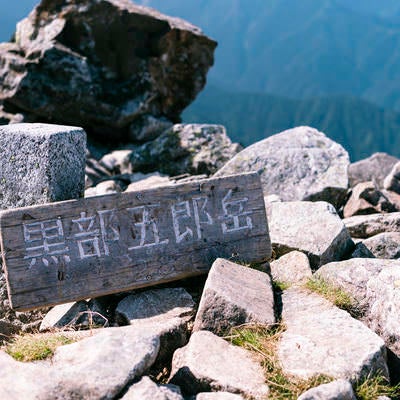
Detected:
left=1, top=1, right=400, bottom=399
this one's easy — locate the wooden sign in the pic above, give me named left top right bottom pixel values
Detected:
left=0, top=173, right=271, bottom=311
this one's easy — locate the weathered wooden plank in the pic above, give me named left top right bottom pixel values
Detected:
left=0, top=173, right=271, bottom=311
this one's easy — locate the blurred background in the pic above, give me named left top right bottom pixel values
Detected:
left=2, top=0, right=400, bottom=160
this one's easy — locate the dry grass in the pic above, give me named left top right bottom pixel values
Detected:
left=305, top=277, right=362, bottom=318
left=225, top=324, right=332, bottom=399
left=355, top=374, right=400, bottom=400
left=5, top=332, right=77, bottom=362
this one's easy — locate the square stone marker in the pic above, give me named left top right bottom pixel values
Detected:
left=0, top=123, right=86, bottom=209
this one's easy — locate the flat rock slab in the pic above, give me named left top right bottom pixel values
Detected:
left=316, top=258, right=400, bottom=355
left=344, top=212, right=400, bottom=238
left=116, top=287, right=195, bottom=325
left=215, top=126, right=349, bottom=209
left=169, top=330, right=269, bottom=399
left=348, top=152, right=399, bottom=188
left=193, top=258, right=275, bottom=334
left=0, top=123, right=86, bottom=209
left=122, top=376, right=183, bottom=400
left=269, top=201, right=354, bottom=269
left=0, top=324, right=163, bottom=399
left=298, top=379, right=356, bottom=400
left=270, top=251, right=312, bottom=286
left=278, top=288, right=388, bottom=381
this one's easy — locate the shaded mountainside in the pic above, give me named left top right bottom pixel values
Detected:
left=141, top=0, right=400, bottom=111
left=183, top=85, right=400, bottom=161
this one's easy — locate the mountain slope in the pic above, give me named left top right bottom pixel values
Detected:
left=141, top=0, right=400, bottom=111
left=183, top=85, right=400, bottom=161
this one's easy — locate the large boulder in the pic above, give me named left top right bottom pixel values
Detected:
left=215, top=126, right=349, bottom=209
left=0, top=0, right=216, bottom=142
left=348, top=152, right=399, bottom=188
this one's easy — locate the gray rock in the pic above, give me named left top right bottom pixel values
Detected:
left=384, top=161, right=400, bottom=194
left=344, top=212, right=400, bottom=238
left=85, top=155, right=112, bottom=189
left=100, top=150, right=134, bottom=175
left=193, top=258, right=275, bottom=334
left=348, top=152, right=399, bottom=188
left=39, top=301, right=89, bottom=331
left=169, top=330, right=269, bottom=398
left=196, top=393, right=245, bottom=399
left=116, top=288, right=195, bottom=325
left=343, top=181, right=395, bottom=218
left=316, top=258, right=400, bottom=356
left=269, top=201, right=354, bottom=269
left=125, top=174, right=172, bottom=192
left=129, top=124, right=241, bottom=176
left=0, top=319, right=20, bottom=343
left=116, top=288, right=195, bottom=367
left=355, top=232, right=400, bottom=259
left=215, top=126, right=349, bottom=209
left=0, top=324, right=162, bottom=399
left=122, top=376, right=183, bottom=400
left=270, top=251, right=312, bottom=286
left=0, top=1, right=216, bottom=142
left=279, top=288, right=388, bottom=381
left=297, top=379, right=356, bottom=400
left=0, top=123, right=86, bottom=209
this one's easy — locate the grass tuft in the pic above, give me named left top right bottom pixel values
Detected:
left=355, top=374, right=400, bottom=400
left=226, top=324, right=332, bottom=399
left=273, top=280, right=290, bottom=292
left=305, top=277, right=362, bottom=318
left=5, top=332, right=77, bottom=362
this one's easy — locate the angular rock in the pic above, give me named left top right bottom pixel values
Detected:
left=316, top=259, right=400, bottom=356
left=116, top=288, right=194, bottom=367
left=384, top=161, right=400, bottom=194
left=129, top=124, right=241, bottom=176
left=344, top=212, right=400, bottom=238
left=0, top=324, right=162, bottom=399
left=0, top=123, right=86, bottom=209
left=40, top=301, right=89, bottom=331
left=355, top=232, right=400, bottom=259
left=343, top=181, right=396, bottom=218
left=279, top=288, right=388, bottom=381
left=169, top=330, right=269, bottom=398
left=348, top=152, right=399, bottom=188
left=116, top=288, right=195, bottom=325
left=0, top=319, right=20, bottom=342
left=269, top=201, right=354, bottom=269
left=0, top=0, right=216, bottom=142
left=196, top=393, right=245, bottom=400
left=298, top=379, right=356, bottom=400
left=193, top=259, right=275, bottom=334
left=270, top=251, right=312, bottom=286
left=85, top=154, right=112, bottom=189
left=122, top=376, right=183, bottom=400
left=215, top=126, right=349, bottom=209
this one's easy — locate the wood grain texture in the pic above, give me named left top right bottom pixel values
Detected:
left=0, top=173, right=271, bottom=311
